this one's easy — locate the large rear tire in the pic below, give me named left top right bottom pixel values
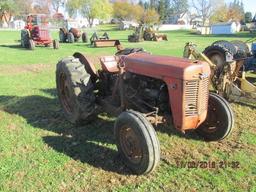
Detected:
left=59, top=29, right=67, bottom=43
left=21, top=29, right=30, bottom=48
left=196, top=93, right=234, bottom=141
left=114, top=110, right=160, bottom=175
left=56, top=57, right=96, bottom=124
left=204, top=45, right=227, bottom=79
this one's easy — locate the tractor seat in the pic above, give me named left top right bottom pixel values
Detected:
left=100, top=56, right=119, bottom=73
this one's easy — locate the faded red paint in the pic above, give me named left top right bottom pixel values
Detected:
left=123, top=53, right=211, bottom=131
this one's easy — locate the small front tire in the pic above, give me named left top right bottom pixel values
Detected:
left=28, top=39, right=35, bottom=50
left=114, top=110, right=160, bottom=175
left=82, top=32, right=87, bottom=43
left=53, top=40, right=60, bottom=49
left=196, top=93, right=234, bottom=141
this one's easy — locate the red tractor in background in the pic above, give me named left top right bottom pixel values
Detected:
left=59, top=20, right=87, bottom=43
left=21, top=14, right=59, bottom=50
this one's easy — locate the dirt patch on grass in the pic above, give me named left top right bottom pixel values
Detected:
left=0, top=63, right=51, bottom=75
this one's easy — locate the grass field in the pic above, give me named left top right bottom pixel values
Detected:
left=0, top=25, right=255, bottom=192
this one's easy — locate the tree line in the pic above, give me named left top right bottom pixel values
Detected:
left=0, top=0, right=255, bottom=27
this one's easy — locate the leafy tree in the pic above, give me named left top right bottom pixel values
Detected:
left=158, top=0, right=170, bottom=22
left=170, top=0, right=188, bottom=15
left=141, top=8, right=160, bottom=25
left=51, top=0, right=64, bottom=13
left=244, top=12, right=252, bottom=23
left=0, top=0, right=32, bottom=24
left=192, top=0, right=213, bottom=26
left=226, top=0, right=244, bottom=22
left=113, top=2, right=133, bottom=20
left=210, top=0, right=227, bottom=23
left=113, top=1, right=159, bottom=25
left=67, top=0, right=112, bottom=27
left=66, top=0, right=80, bottom=18
left=113, top=2, right=143, bottom=22
left=149, top=0, right=158, bottom=9
left=32, top=0, right=51, bottom=14
left=210, top=0, right=245, bottom=24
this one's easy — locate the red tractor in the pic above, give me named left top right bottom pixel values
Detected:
left=59, top=20, right=87, bottom=43
left=21, top=14, right=59, bottom=50
left=56, top=48, right=234, bottom=175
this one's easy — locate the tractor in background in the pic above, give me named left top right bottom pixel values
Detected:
left=21, top=14, right=59, bottom=50
left=128, top=25, right=168, bottom=42
left=59, top=20, right=87, bottom=43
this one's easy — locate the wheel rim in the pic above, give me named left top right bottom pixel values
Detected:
left=200, top=97, right=224, bottom=133
left=59, top=73, right=72, bottom=114
left=119, top=126, right=143, bottom=164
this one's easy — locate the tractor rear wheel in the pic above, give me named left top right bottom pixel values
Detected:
left=196, top=93, right=234, bottom=141
left=114, top=110, right=160, bottom=175
left=21, top=29, right=30, bottom=48
left=56, top=57, right=96, bottom=124
left=203, top=45, right=227, bottom=79
left=82, top=32, right=87, bottom=43
left=59, top=29, right=67, bottom=42
left=67, top=32, right=75, bottom=43
left=28, top=39, right=35, bottom=50
left=53, top=40, right=60, bottom=49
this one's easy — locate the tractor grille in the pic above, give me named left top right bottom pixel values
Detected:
left=184, top=78, right=209, bottom=116
left=39, top=30, right=50, bottom=40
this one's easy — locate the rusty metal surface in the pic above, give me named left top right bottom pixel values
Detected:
left=69, top=28, right=81, bottom=38
left=122, top=53, right=210, bottom=131
left=100, top=56, right=119, bottom=73
left=73, top=52, right=98, bottom=82
left=94, top=40, right=120, bottom=47
left=124, top=53, right=210, bottom=80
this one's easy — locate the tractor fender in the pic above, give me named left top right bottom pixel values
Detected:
left=59, top=28, right=68, bottom=35
left=69, top=28, right=81, bottom=38
left=73, top=52, right=98, bottom=82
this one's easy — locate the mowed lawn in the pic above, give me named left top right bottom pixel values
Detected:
left=0, top=25, right=255, bottom=192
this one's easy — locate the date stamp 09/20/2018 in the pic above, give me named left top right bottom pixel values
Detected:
left=176, top=160, right=240, bottom=169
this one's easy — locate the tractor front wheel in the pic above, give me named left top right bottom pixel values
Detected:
left=53, top=40, right=60, bottom=49
left=67, top=32, right=75, bottom=43
left=114, top=110, right=160, bottom=175
left=28, top=39, right=35, bottom=50
left=196, top=93, right=234, bottom=141
left=56, top=57, right=96, bottom=124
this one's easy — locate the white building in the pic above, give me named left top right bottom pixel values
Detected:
left=211, top=21, right=241, bottom=34
left=10, top=20, right=26, bottom=29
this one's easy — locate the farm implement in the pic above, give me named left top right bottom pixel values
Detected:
left=183, top=40, right=256, bottom=104
left=90, top=32, right=120, bottom=47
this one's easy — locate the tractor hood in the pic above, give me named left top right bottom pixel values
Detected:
left=123, top=53, right=210, bottom=81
